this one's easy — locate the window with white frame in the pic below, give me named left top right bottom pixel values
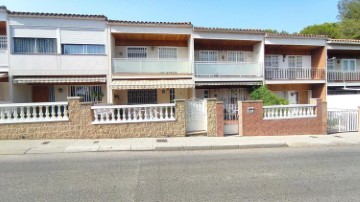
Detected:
left=341, top=59, right=356, bottom=72
left=62, top=44, right=105, bottom=54
left=68, top=86, right=102, bottom=102
left=199, top=51, right=218, bottom=62
left=288, top=56, right=302, bottom=68
left=265, top=55, right=279, bottom=68
left=227, top=51, right=245, bottom=62
left=128, top=89, right=157, bottom=104
left=127, top=47, right=147, bottom=58
left=159, top=47, right=177, bottom=59
left=0, top=36, right=7, bottom=50
left=327, top=59, right=335, bottom=71
left=170, top=88, right=175, bottom=103
left=13, top=37, right=57, bottom=54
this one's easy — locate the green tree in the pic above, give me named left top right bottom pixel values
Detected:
left=300, top=23, right=340, bottom=38
left=338, top=0, right=360, bottom=39
left=250, top=85, right=288, bottom=106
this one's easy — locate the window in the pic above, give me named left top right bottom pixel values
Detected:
left=288, top=56, right=302, bottom=68
left=13, top=37, right=56, bottom=54
left=199, top=51, right=218, bottom=62
left=341, top=59, right=356, bottom=72
left=62, top=44, right=105, bottom=54
left=0, top=36, right=7, bottom=50
left=170, top=88, right=175, bottom=103
left=159, top=47, right=177, bottom=59
left=204, top=90, right=209, bottom=98
left=127, top=47, right=147, bottom=58
left=68, top=86, right=102, bottom=102
left=327, top=59, right=335, bottom=71
left=128, top=89, right=157, bottom=104
left=227, top=51, right=245, bottom=62
left=265, top=55, right=279, bottom=68
left=49, top=86, right=55, bottom=102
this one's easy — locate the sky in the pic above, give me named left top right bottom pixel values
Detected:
left=0, top=0, right=340, bottom=33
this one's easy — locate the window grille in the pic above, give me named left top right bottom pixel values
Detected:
left=227, top=51, right=245, bottom=62
left=127, top=47, right=147, bottom=58
left=199, top=51, right=218, bottom=62
left=170, top=88, right=175, bottom=103
left=68, top=86, right=102, bottom=102
left=49, top=86, right=55, bottom=102
left=13, top=38, right=57, bottom=54
left=159, top=47, right=177, bottom=59
left=204, top=90, right=209, bottom=98
left=128, top=89, right=157, bottom=104
left=265, top=55, right=279, bottom=68
left=0, top=36, right=7, bottom=50
left=288, top=56, right=302, bottom=68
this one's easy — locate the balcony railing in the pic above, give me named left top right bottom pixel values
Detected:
left=112, top=58, right=192, bottom=75
left=194, top=62, right=263, bottom=78
left=265, top=68, right=325, bottom=80
left=328, top=71, right=360, bottom=81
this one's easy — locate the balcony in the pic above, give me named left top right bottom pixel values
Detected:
left=328, top=71, right=360, bottom=82
left=265, top=68, right=325, bottom=80
left=194, top=62, right=263, bottom=81
left=10, top=54, right=108, bottom=75
left=112, top=58, right=192, bottom=78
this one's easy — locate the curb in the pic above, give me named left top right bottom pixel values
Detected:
left=153, top=143, right=288, bottom=151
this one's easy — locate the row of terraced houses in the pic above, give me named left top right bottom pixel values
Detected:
left=0, top=6, right=358, bottom=138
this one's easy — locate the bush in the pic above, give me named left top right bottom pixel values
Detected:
left=250, top=85, right=288, bottom=106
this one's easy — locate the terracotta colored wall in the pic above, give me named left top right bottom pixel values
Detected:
left=268, top=84, right=311, bottom=91
left=312, top=83, right=327, bottom=102
left=311, top=47, right=326, bottom=68
left=238, top=99, right=327, bottom=136
left=216, top=102, right=224, bottom=137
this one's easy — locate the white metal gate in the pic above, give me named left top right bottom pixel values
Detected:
left=224, top=104, right=239, bottom=135
left=185, top=99, right=207, bottom=132
left=328, top=109, right=358, bottom=133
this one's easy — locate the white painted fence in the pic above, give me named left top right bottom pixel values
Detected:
left=328, top=71, right=360, bottom=81
left=328, top=109, right=358, bottom=133
left=265, top=68, right=325, bottom=80
left=263, top=104, right=317, bottom=119
left=0, top=102, right=69, bottom=124
left=92, top=104, right=176, bottom=124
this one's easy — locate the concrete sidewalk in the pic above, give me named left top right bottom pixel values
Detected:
left=0, top=132, right=359, bottom=155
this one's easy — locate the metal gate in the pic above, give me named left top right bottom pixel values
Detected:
left=185, top=99, right=207, bottom=132
left=328, top=109, right=358, bottom=133
left=224, top=104, right=239, bottom=135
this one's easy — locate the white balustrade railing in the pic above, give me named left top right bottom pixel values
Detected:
left=0, top=102, right=69, bottom=124
left=328, top=71, right=360, bottom=81
left=265, top=68, right=325, bottom=80
left=91, top=104, right=176, bottom=124
left=263, top=104, right=317, bottom=119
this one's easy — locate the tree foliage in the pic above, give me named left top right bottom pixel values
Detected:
left=338, top=0, right=360, bottom=39
left=300, top=23, right=340, bottom=38
left=250, top=85, right=288, bottom=106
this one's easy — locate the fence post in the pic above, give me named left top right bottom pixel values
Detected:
left=216, top=101, right=224, bottom=137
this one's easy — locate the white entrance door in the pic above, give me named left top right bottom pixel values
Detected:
left=288, top=91, right=298, bottom=104
left=185, top=99, right=207, bottom=132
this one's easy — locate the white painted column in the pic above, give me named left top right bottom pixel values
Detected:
left=106, top=25, right=113, bottom=104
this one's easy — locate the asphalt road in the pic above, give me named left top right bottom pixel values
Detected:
left=1, top=146, right=360, bottom=202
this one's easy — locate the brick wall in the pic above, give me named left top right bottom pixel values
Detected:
left=0, top=98, right=186, bottom=139
left=238, top=99, right=327, bottom=136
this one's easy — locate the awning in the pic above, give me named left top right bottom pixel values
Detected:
left=195, top=81, right=262, bottom=86
left=13, top=76, right=107, bottom=84
left=0, top=73, right=8, bottom=82
left=111, top=79, right=194, bottom=90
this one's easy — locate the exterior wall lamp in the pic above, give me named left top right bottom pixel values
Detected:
left=58, top=88, right=63, bottom=93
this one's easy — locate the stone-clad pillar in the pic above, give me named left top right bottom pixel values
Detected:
left=206, top=98, right=217, bottom=137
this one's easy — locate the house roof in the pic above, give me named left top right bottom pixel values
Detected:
left=193, top=26, right=265, bottom=34
left=108, top=20, right=192, bottom=27
left=2, top=6, right=107, bottom=20
left=328, top=38, right=360, bottom=44
left=265, top=33, right=328, bottom=39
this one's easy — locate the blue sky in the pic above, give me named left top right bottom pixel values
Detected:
left=1, top=0, right=340, bottom=33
